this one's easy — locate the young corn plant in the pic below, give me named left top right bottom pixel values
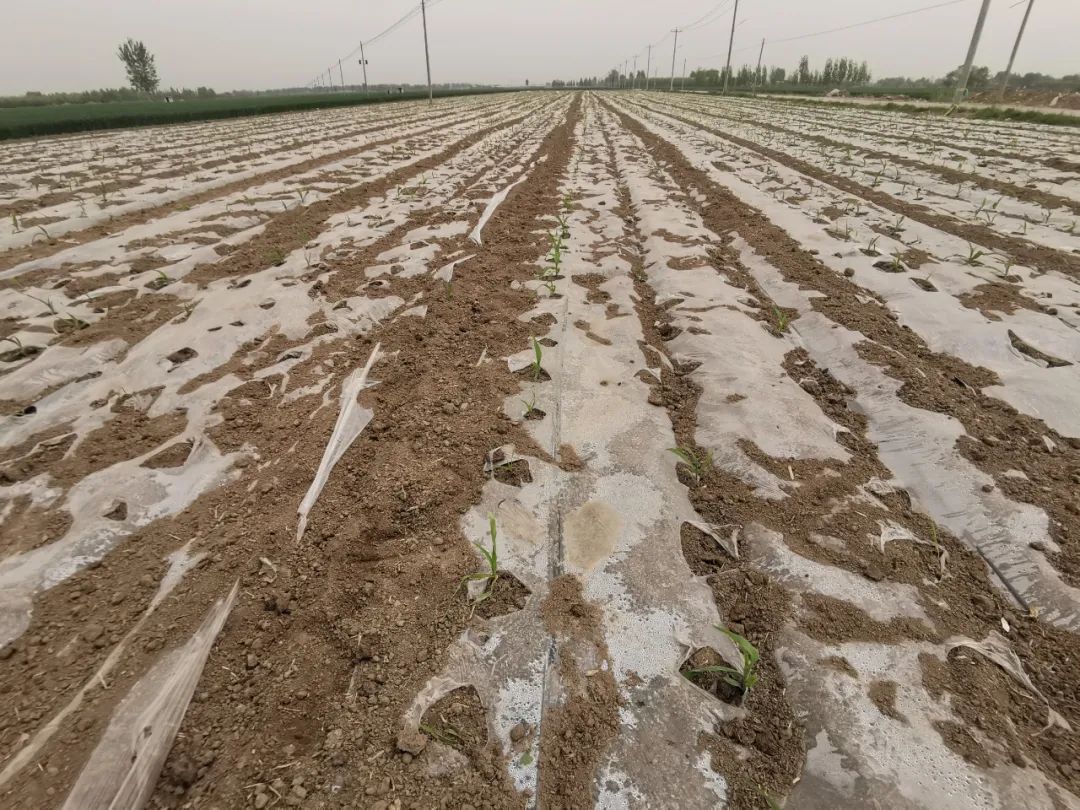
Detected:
left=668, top=446, right=713, bottom=485
left=772, top=306, right=790, bottom=334
left=926, top=519, right=949, bottom=580
left=0, top=335, right=39, bottom=361
left=521, top=389, right=541, bottom=419
left=22, top=292, right=58, bottom=316
left=531, top=337, right=543, bottom=381
left=463, top=514, right=499, bottom=603
left=547, top=231, right=564, bottom=273
left=148, top=269, right=172, bottom=290
left=994, top=256, right=1017, bottom=280
left=420, top=723, right=463, bottom=748
left=55, top=313, right=88, bottom=334
left=686, top=627, right=761, bottom=696
left=267, top=247, right=287, bottom=267
left=957, top=243, right=987, bottom=267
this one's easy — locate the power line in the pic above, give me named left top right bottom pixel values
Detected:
left=307, top=0, right=450, bottom=88
left=767, top=0, right=973, bottom=45
left=690, top=0, right=973, bottom=62
left=683, top=0, right=734, bottom=31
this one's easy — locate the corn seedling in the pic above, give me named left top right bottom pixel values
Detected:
left=22, top=292, right=58, bottom=315
left=0, top=335, right=33, bottom=360
left=958, top=243, right=986, bottom=267
left=772, top=306, right=790, bottom=333
left=10, top=212, right=19, bottom=233
left=547, top=231, right=564, bottom=272
left=521, top=390, right=540, bottom=419
left=668, top=446, right=712, bottom=484
left=926, top=519, right=949, bottom=579
left=543, top=278, right=557, bottom=297
left=420, top=723, right=463, bottom=747
left=55, top=313, right=88, bottom=333
left=686, top=626, right=760, bottom=695
left=994, top=257, right=1017, bottom=280
left=531, top=337, right=544, bottom=380
left=862, top=236, right=881, bottom=257
left=463, top=514, right=499, bottom=603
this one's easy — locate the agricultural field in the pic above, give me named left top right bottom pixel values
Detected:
left=0, top=88, right=1079, bottom=809
left=0, top=89, right=509, bottom=141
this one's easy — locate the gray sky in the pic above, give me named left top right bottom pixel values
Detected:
left=2, top=0, right=1077, bottom=94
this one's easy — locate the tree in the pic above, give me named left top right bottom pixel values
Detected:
left=691, top=68, right=720, bottom=87
left=797, top=56, right=811, bottom=84
left=769, top=67, right=786, bottom=84
left=117, top=39, right=159, bottom=95
left=822, top=58, right=834, bottom=85
left=944, top=64, right=990, bottom=91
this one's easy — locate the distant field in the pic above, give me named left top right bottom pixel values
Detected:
left=0, top=88, right=511, bottom=140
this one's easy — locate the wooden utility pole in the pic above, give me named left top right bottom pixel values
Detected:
left=338, top=60, right=345, bottom=90
left=359, top=43, right=369, bottom=93
left=952, top=0, right=992, bottom=106
left=421, top=0, right=433, bottom=104
left=752, top=38, right=764, bottom=96
left=722, top=0, right=740, bottom=95
left=669, top=29, right=680, bottom=91
left=998, top=0, right=1034, bottom=101
left=633, top=55, right=638, bottom=89
left=646, top=45, right=652, bottom=91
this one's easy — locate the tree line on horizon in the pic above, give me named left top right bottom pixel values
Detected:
left=552, top=54, right=1080, bottom=94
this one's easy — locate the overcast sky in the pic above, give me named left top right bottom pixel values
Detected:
left=2, top=0, right=1076, bottom=94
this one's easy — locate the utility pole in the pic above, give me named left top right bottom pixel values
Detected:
left=338, top=60, right=345, bottom=91
left=327, top=67, right=334, bottom=91
left=420, top=0, right=433, bottom=104
left=952, top=0, right=992, bottom=106
left=722, top=0, right=740, bottom=95
left=646, top=45, right=652, bottom=91
left=682, top=58, right=687, bottom=91
left=998, top=0, right=1034, bottom=101
left=633, top=55, right=638, bottom=89
left=752, top=38, right=765, bottom=96
left=669, top=29, right=680, bottom=91
left=359, top=43, right=369, bottom=93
